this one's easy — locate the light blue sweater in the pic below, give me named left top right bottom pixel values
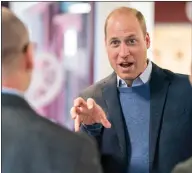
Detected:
left=118, top=83, right=150, bottom=173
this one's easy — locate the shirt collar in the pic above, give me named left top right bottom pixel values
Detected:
left=2, top=87, right=25, bottom=98
left=117, top=60, right=152, bottom=88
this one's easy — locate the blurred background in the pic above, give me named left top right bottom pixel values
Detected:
left=2, top=1, right=191, bottom=129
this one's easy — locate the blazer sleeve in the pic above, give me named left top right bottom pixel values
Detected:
left=78, top=91, right=104, bottom=149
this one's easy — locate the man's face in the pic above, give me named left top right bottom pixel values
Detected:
left=105, top=13, right=150, bottom=82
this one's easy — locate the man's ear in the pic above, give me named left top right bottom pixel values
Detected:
left=25, top=43, right=34, bottom=71
left=145, top=32, right=151, bottom=49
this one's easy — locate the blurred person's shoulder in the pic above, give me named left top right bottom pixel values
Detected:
left=2, top=99, right=97, bottom=150
left=26, top=108, right=98, bottom=147
left=28, top=112, right=101, bottom=172
left=2, top=97, right=102, bottom=173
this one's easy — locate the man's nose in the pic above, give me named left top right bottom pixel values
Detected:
left=119, top=43, right=130, bottom=58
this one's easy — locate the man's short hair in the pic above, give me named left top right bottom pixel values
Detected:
left=2, top=7, right=29, bottom=64
left=104, top=7, right=147, bottom=37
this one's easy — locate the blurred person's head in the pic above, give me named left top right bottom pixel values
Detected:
left=104, top=7, right=150, bottom=86
left=2, top=7, right=34, bottom=92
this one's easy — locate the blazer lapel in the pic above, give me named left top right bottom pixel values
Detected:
left=102, top=72, right=127, bottom=159
left=149, top=63, right=171, bottom=169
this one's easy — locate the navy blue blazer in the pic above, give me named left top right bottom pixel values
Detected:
left=80, top=63, right=192, bottom=173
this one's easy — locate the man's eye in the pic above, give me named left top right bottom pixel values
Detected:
left=111, top=40, right=120, bottom=45
left=127, top=39, right=136, bottom=45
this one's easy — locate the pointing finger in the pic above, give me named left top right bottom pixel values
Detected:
left=74, top=115, right=81, bottom=132
left=70, top=107, right=78, bottom=119
left=74, top=97, right=87, bottom=107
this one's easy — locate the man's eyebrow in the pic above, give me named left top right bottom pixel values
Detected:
left=109, top=35, right=137, bottom=41
left=109, top=37, right=119, bottom=42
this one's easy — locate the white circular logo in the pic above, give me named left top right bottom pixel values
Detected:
left=25, top=52, right=63, bottom=109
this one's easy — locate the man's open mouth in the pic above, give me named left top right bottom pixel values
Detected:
left=120, top=62, right=134, bottom=68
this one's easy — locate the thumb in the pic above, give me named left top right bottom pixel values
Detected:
left=74, top=115, right=81, bottom=132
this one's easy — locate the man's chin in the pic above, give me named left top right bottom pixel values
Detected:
left=118, top=72, right=138, bottom=81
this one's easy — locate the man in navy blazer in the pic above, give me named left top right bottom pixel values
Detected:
left=71, top=7, right=192, bottom=173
